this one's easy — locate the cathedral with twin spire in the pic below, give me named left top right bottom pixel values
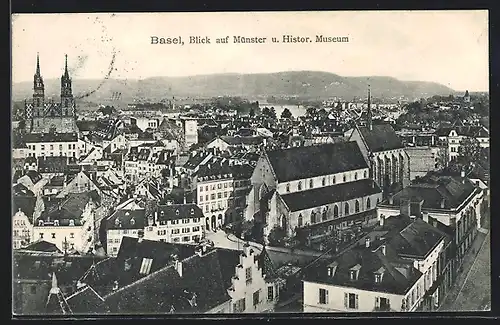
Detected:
left=23, top=53, right=79, bottom=134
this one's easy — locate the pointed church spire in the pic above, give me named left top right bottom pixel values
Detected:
left=367, top=84, right=373, bottom=131
left=36, top=52, right=41, bottom=76
left=64, top=54, right=69, bottom=78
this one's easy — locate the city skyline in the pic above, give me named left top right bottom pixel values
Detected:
left=12, top=11, right=489, bottom=91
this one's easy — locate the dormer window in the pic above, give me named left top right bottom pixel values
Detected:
left=327, top=262, right=338, bottom=277
left=130, top=218, right=136, bottom=226
left=176, top=210, right=180, bottom=216
left=375, top=274, right=382, bottom=283
left=69, top=219, right=75, bottom=226
left=298, top=181, right=302, bottom=191
left=349, top=264, right=361, bottom=281
left=286, top=183, right=290, bottom=193
left=160, top=211, right=165, bottom=216
left=54, top=220, right=59, bottom=226
left=115, top=218, right=120, bottom=226
left=309, top=179, right=314, bottom=188
left=38, top=220, right=44, bottom=226
left=190, top=208, right=195, bottom=215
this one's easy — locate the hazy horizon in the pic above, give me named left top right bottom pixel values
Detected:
left=12, top=11, right=489, bottom=92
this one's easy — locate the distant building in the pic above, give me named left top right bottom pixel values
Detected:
left=24, top=132, right=80, bottom=159
left=406, top=146, right=440, bottom=180
left=434, top=126, right=489, bottom=162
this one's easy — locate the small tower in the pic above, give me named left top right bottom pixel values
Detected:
left=367, top=85, right=373, bottom=131
left=60, top=54, right=75, bottom=117
left=464, top=90, right=471, bottom=103
left=45, top=272, right=72, bottom=314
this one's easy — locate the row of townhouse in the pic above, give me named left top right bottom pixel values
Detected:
left=302, top=171, right=487, bottom=313
left=434, top=125, right=489, bottom=161
left=103, top=198, right=205, bottom=256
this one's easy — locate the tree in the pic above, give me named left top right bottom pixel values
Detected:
left=458, top=137, right=481, bottom=165
left=262, top=107, right=271, bottom=117
left=267, top=227, right=287, bottom=247
left=249, top=107, right=255, bottom=117
left=281, top=108, right=293, bottom=120
left=269, top=107, right=276, bottom=119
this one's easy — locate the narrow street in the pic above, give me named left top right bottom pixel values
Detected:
left=439, top=229, right=491, bottom=311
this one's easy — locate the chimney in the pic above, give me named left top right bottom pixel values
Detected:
left=461, top=169, right=465, bottom=179
left=440, top=198, right=446, bottom=209
left=389, top=196, right=394, bottom=205
left=400, top=198, right=411, bottom=217
left=174, top=259, right=183, bottom=277
left=422, top=211, right=429, bottom=223
left=183, top=194, right=187, bottom=204
left=379, top=216, right=385, bottom=227
left=137, top=229, right=145, bottom=243
left=365, top=237, right=370, bottom=248
left=380, top=245, right=386, bottom=256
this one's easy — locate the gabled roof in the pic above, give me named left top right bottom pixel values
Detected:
left=434, top=126, right=489, bottom=138
left=106, top=209, right=146, bottom=230
left=303, top=243, right=421, bottom=295
left=357, top=125, right=404, bottom=152
left=266, top=141, right=368, bottom=183
left=389, top=219, right=447, bottom=258
left=65, top=285, right=109, bottom=314
left=280, top=179, right=381, bottom=212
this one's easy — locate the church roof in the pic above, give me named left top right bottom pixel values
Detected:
left=266, top=141, right=368, bottom=183
left=357, top=124, right=404, bottom=152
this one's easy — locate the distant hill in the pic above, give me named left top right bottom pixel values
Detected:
left=12, top=71, right=455, bottom=104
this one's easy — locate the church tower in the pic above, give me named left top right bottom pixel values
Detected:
left=367, top=85, right=373, bottom=131
left=60, top=54, right=75, bottom=117
left=32, top=53, right=45, bottom=117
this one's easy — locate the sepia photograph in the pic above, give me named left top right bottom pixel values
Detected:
left=11, top=10, right=490, bottom=316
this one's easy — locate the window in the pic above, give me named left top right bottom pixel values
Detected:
left=200, top=186, right=203, bottom=192
left=69, top=219, right=75, bottom=226
left=245, top=267, right=252, bottom=285
left=343, top=174, right=347, bottom=182
left=364, top=170, right=368, bottom=178
left=233, top=298, right=246, bottom=313
left=298, top=214, right=303, bottom=227
left=345, top=293, right=359, bottom=309
left=139, top=258, right=153, bottom=275
left=375, top=274, right=382, bottom=283
left=182, top=228, right=190, bottom=233
left=112, top=247, right=118, bottom=253
left=182, top=218, right=190, bottom=224
left=211, top=194, right=215, bottom=200
left=182, top=236, right=190, bottom=242
left=205, top=186, right=208, bottom=191
left=322, top=177, right=326, bottom=186
left=376, top=297, right=391, bottom=311
left=298, top=181, right=302, bottom=191
left=309, top=179, right=314, bottom=188
left=173, top=238, right=180, bottom=242
left=54, top=220, right=59, bottom=226
left=205, top=195, right=209, bottom=201
left=311, top=212, right=317, bottom=224
left=286, top=183, right=290, bottom=192
left=192, top=226, right=200, bottom=232
left=217, top=193, right=222, bottom=199
left=217, top=183, right=222, bottom=189
left=334, top=205, right=339, bottom=218
left=59, top=144, right=63, bottom=151
left=123, top=229, right=129, bottom=234
left=51, top=233, right=56, bottom=239
left=224, top=183, right=228, bottom=188
left=345, top=202, right=350, bottom=215
left=319, top=288, right=328, bottom=304
left=332, top=175, right=336, bottom=184
left=172, top=229, right=180, bottom=234
left=199, top=196, right=203, bottom=202
left=355, top=200, right=360, bottom=213
left=224, top=192, right=228, bottom=198
left=267, top=286, right=274, bottom=301
left=253, top=289, right=261, bottom=307
left=354, top=172, right=358, bottom=180
left=70, top=233, right=74, bottom=239
left=50, top=144, right=54, bottom=150
left=30, top=286, right=37, bottom=294
left=367, top=198, right=371, bottom=209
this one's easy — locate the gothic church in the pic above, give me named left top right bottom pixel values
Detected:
left=23, top=54, right=79, bottom=134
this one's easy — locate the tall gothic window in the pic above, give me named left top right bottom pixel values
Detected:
left=309, top=179, right=314, bottom=188
left=355, top=200, right=360, bottom=213
left=298, top=214, right=303, bottom=227
left=298, top=181, right=302, bottom=191
left=367, top=198, right=371, bottom=209
left=286, top=183, right=290, bottom=193
left=311, top=212, right=317, bottom=224
left=334, top=205, right=339, bottom=218
left=322, top=207, right=328, bottom=221
left=343, top=174, right=347, bottom=182
left=364, top=170, right=368, bottom=178
left=322, top=177, right=326, bottom=186
left=344, top=202, right=350, bottom=216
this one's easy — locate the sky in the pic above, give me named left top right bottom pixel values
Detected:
left=12, top=11, right=489, bottom=91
